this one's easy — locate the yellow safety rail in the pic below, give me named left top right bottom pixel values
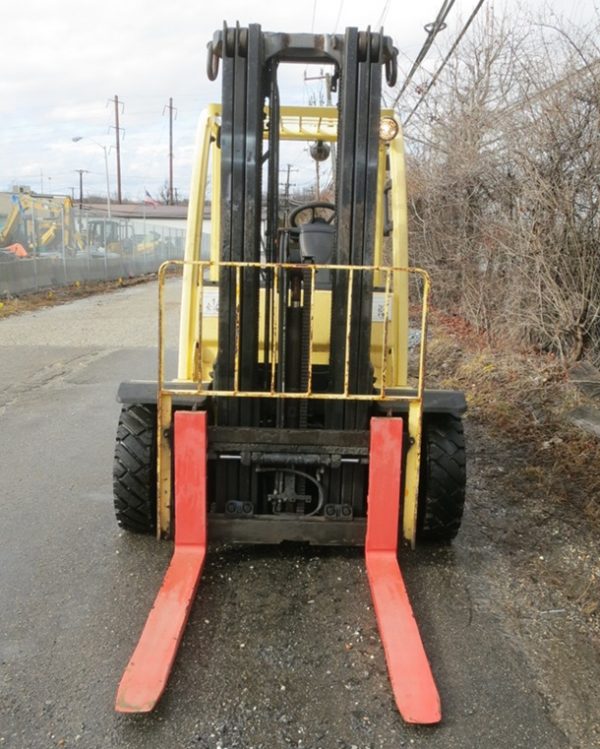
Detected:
left=162, top=260, right=427, bottom=400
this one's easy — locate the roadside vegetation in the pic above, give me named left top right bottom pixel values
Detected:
left=0, top=275, right=155, bottom=319
left=401, top=6, right=600, bottom=367
left=428, top=308, right=600, bottom=533
left=402, top=6, right=600, bottom=622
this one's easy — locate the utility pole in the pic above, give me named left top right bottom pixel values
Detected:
left=284, top=163, right=293, bottom=212
left=108, top=95, right=124, bottom=203
left=279, top=163, right=298, bottom=216
left=303, top=69, right=336, bottom=183
left=316, top=160, right=321, bottom=200
left=325, top=73, right=337, bottom=184
left=324, top=73, right=336, bottom=182
left=74, top=169, right=89, bottom=210
left=163, top=98, right=177, bottom=205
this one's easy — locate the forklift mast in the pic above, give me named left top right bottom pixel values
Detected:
left=206, top=25, right=399, bottom=532
left=213, top=25, right=396, bottom=412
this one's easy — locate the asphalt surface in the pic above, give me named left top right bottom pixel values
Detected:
left=0, top=281, right=595, bottom=749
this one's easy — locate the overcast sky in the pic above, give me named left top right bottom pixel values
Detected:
left=1, top=0, right=595, bottom=201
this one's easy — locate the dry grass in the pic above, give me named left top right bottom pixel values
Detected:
left=427, top=309, right=600, bottom=529
left=0, top=275, right=156, bottom=320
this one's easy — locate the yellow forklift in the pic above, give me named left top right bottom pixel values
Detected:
left=112, top=24, right=466, bottom=723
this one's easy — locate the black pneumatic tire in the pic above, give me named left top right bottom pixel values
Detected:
left=417, top=414, right=466, bottom=543
left=113, top=403, right=157, bottom=534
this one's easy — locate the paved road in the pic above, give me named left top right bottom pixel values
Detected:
left=0, top=282, right=587, bottom=748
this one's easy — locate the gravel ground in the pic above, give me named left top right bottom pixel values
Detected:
left=0, top=280, right=598, bottom=749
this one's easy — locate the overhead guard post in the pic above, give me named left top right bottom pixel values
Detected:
left=115, top=411, right=207, bottom=713
left=365, top=417, right=441, bottom=724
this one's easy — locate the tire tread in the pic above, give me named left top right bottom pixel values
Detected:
left=417, top=414, right=466, bottom=543
left=112, top=403, right=157, bottom=534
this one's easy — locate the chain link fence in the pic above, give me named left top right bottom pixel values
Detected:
left=0, top=205, right=189, bottom=296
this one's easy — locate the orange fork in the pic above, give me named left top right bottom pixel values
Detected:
left=365, top=417, right=441, bottom=724
left=115, top=412, right=440, bottom=723
left=115, top=410, right=207, bottom=713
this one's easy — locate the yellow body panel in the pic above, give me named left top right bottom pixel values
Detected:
left=196, top=287, right=393, bottom=387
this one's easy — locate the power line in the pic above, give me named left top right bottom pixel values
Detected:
left=333, top=0, right=345, bottom=32
left=310, top=0, right=318, bottom=32
left=403, top=0, right=488, bottom=127
left=392, top=46, right=457, bottom=94
left=392, top=0, right=456, bottom=106
left=375, top=0, right=392, bottom=29
left=491, top=56, right=600, bottom=123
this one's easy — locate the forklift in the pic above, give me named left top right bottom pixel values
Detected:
left=112, top=24, right=466, bottom=723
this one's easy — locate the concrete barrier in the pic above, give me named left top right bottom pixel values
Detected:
left=0, top=249, right=184, bottom=297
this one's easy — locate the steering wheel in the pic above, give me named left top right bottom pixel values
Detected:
left=289, top=201, right=336, bottom=227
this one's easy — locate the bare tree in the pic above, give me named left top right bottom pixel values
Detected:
left=401, top=7, right=600, bottom=364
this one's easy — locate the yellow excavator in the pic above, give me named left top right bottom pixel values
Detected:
left=85, top=218, right=165, bottom=257
left=0, top=193, right=82, bottom=254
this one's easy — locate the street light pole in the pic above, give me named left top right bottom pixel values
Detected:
left=72, top=137, right=112, bottom=219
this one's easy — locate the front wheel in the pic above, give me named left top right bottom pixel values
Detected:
left=113, top=403, right=157, bottom=534
left=417, top=414, right=466, bottom=543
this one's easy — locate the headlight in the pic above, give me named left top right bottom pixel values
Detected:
left=379, top=117, right=399, bottom=142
